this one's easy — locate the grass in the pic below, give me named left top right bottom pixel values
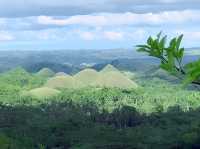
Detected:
left=36, top=68, right=55, bottom=78
left=72, top=65, right=138, bottom=89
left=93, top=71, right=138, bottom=89
left=45, top=75, right=84, bottom=89
left=22, top=87, right=60, bottom=99
left=100, top=64, right=119, bottom=73
left=55, top=72, right=67, bottom=76
left=151, top=68, right=180, bottom=82
left=74, top=68, right=99, bottom=85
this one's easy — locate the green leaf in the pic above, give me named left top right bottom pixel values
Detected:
left=157, top=31, right=162, bottom=40
left=159, top=35, right=167, bottom=50
left=183, top=60, right=200, bottom=85
left=147, top=36, right=153, bottom=45
left=169, top=38, right=177, bottom=49
left=176, top=34, right=183, bottom=50
left=179, top=48, right=184, bottom=59
left=136, top=45, right=151, bottom=49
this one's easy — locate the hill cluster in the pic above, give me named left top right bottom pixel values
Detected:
left=1, top=63, right=200, bottom=148
left=25, top=64, right=138, bottom=99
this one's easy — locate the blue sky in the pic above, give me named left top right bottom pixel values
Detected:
left=0, top=0, right=200, bottom=50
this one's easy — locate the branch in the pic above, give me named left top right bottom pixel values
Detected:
left=191, top=81, right=200, bottom=86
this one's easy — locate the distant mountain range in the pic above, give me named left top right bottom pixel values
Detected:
left=0, top=49, right=199, bottom=73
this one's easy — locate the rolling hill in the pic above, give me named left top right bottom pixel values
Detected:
left=93, top=70, right=138, bottom=89
left=92, top=58, right=158, bottom=73
left=45, top=75, right=84, bottom=89
left=73, top=69, right=99, bottom=85
left=38, top=65, right=139, bottom=90
left=25, top=62, right=81, bottom=75
left=100, top=64, right=119, bottom=73
left=36, top=68, right=55, bottom=78
left=55, top=72, right=67, bottom=76
left=22, top=87, right=60, bottom=99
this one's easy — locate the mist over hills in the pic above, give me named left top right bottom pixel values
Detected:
left=0, top=48, right=199, bottom=74
left=0, top=49, right=150, bottom=73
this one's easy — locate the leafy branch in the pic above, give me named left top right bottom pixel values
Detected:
left=136, top=32, right=200, bottom=86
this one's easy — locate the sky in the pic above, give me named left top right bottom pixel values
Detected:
left=0, top=0, right=200, bottom=50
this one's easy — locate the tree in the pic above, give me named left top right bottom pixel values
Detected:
left=136, top=32, right=200, bottom=86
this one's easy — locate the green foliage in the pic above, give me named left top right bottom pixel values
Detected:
left=0, top=134, right=10, bottom=149
left=183, top=60, right=200, bottom=85
left=136, top=32, right=200, bottom=86
left=36, top=68, right=55, bottom=78
left=22, top=87, right=61, bottom=99
left=0, top=67, right=200, bottom=148
left=137, top=32, right=185, bottom=73
left=0, top=83, right=20, bottom=96
left=74, top=68, right=99, bottom=85
left=1, top=96, right=200, bottom=149
left=93, top=71, right=138, bottom=89
left=45, top=75, right=84, bottom=89
left=100, top=64, right=119, bottom=73
left=0, top=67, right=46, bottom=89
left=44, top=66, right=138, bottom=89
left=38, top=144, right=45, bottom=149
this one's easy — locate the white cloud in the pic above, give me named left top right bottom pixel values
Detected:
left=0, top=0, right=200, bottom=18
left=176, top=30, right=200, bottom=41
left=160, top=0, right=178, bottom=3
left=128, top=29, right=146, bottom=40
left=74, top=29, right=124, bottom=41
left=79, top=31, right=95, bottom=40
left=38, top=15, right=107, bottom=26
left=37, top=10, right=200, bottom=27
left=103, top=31, right=123, bottom=40
left=37, top=30, right=59, bottom=40
left=0, top=32, right=14, bottom=41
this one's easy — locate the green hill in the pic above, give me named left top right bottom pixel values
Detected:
left=36, top=68, right=55, bottom=78
left=0, top=67, right=45, bottom=88
left=22, top=87, right=60, bottom=99
left=41, top=66, right=139, bottom=90
left=100, top=64, right=119, bottom=73
left=55, top=72, right=67, bottom=76
left=93, top=71, right=138, bottom=89
left=73, top=69, right=99, bottom=85
left=122, top=71, right=137, bottom=79
left=151, top=68, right=180, bottom=82
left=45, top=75, right=83, bottom=89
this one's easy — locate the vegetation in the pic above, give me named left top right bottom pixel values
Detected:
left=36, top=68, right=55, bottom=78
left=100, top=64, right=119, bottom=73
left=2, top=101, right=200, bottom=149
left=45, top=75, right=83, bottom=89
left=1, top=73, right=200, bottom=148
left=1, top=49, right=200, bottom=148
left=55, top=72, right=67, bottom=76
left=74, top=69, right=99, bottom=85
left=22, top=87, right=61, bottom=99
left=93, top=71, right=138, bottom=89
left=137, top=32, right=184, bottom=73
left=43, top=65, right=138, bottom=90
left=136, top=32, right=200, bottom=86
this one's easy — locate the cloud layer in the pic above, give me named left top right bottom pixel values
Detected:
left=0, top=0, right=200, bottom=17
left=0, top=1, right=199, bottom=49
left=37, top=10, right=200, bottom=27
